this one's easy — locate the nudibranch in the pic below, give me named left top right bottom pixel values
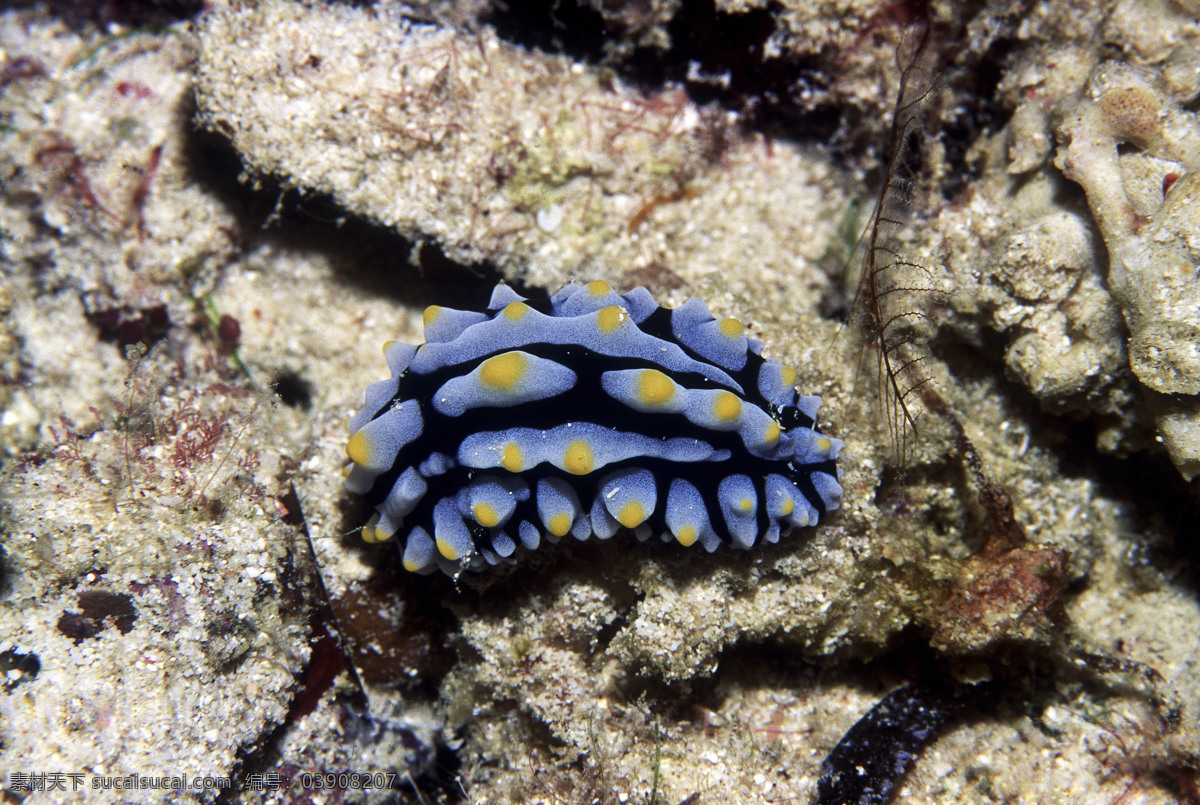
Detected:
left=345, top=281, right=843, bottom=575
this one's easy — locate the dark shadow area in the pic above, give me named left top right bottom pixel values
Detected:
left=487, top=0, right=842, bottom=144
left=181, top=118, right=503, bottom=313
left=9, top=0, right=204, bottom=29
left=930, top=324, right=1198, bottom=593
left=487, top=0, right=1026, bottom=185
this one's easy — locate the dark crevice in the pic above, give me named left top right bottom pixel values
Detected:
left=270, top=369, right=314, bottom=411
left=486, top=0, right=846, bottom=144
left=13, top=0, right=205, bottom=29
left=484, top=0, right=611, bottom=61
left=486, top=0, right=1027, bottom=185
left=181, top=109, right=503, bottom=311
left=929, top=326, right=1197, bottom=592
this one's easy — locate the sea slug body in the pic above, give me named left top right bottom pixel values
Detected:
left=345, top=281, right=843, bottom=575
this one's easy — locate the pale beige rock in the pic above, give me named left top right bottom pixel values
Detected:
left=1057, top=61, right=1200, bottom=475
left=193, top=0, right=850, bottom=306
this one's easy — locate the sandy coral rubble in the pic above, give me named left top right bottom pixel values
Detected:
left=193, top=0, right=850, bottom=303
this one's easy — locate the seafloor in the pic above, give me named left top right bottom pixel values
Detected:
left=1, top=0, right=1198, bottom=803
